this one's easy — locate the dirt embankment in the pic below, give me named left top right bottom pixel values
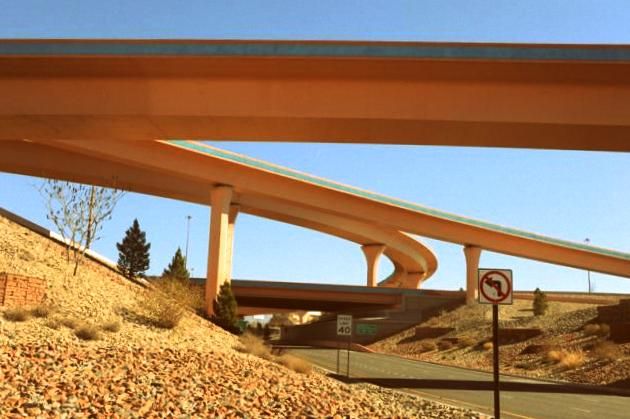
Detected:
left=371, top=300, right=630, bottom=389
left=0, top=213, right=479, bottom=417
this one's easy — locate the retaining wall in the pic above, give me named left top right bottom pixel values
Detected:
left=0, top=272, right=46, bottom=307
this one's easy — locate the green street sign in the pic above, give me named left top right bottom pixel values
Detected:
left=356, top=323, right=377, bottom=336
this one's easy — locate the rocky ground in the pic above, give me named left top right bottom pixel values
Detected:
left=371, top=300, right=630, bottom=388
left=0, top=213, right=481, bottom=417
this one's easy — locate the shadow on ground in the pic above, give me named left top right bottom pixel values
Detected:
left=329, top=375, right=630, bottom=397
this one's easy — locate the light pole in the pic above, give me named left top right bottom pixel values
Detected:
left=185, top=215, right=192, bottom=269
left=584, top=238, right=591, bottom=293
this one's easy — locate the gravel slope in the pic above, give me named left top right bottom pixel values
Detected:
left=0, top=213, right=480, bottom=417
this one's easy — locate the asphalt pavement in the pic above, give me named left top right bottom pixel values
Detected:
left=288, top=347, right=630, bottom=419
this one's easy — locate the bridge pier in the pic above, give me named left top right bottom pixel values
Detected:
left=226, top=204, right=240, bottom=285
left=406, top=271, right=427, bottom=288
left=206, top=185, right=234, bottom=316
left=463, top=245, right=482, bottom=304
left=361, top=244, right=386, bottom=287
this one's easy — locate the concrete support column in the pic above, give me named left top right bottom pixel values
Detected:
left=463, top=245, right=482, bottom=304
left=406, top=271, right=427, bottom=289
left=361, top=244, right=386, bottom=287
left=206, top=185, right=233, bottom=316
left=225, top=204, right=240, bottom=285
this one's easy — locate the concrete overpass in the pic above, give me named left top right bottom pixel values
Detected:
left=213, top=279, right=426, bottom=314
left=1, top=39, right=630, bottom=313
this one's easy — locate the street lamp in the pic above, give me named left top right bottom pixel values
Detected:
left=584, top=238, right=591, bottom=293
left=185, top=215, right=192, bottom=269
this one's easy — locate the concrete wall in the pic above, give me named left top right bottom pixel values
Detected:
left=0, top=272, right=46, bottom=307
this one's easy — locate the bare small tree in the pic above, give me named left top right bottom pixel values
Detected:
left=40, top=180, right=124, bottom=275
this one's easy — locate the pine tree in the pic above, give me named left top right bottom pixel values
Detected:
left=533, top=287, right=548, bottom=316
left=212, top=281, right=239, bottom=333
left=162, top=247, right=190, bottom=281
left=116, top=219, right=150, bottom=279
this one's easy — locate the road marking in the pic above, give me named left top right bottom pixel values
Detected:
left=293, top=351, right=534, bottom=419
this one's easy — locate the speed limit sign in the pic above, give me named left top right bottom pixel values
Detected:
left=337, top=314, right=352, bottom=336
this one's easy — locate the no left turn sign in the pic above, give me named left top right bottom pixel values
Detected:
left=478, top=269, right=513, bottom=305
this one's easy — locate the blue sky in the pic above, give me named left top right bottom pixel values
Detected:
left=1, top=1, right=630, bottom=292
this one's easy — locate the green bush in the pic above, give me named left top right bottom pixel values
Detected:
left=532, top=288, right=548, bottom=316
left=212, top=281, right=239, bottom=334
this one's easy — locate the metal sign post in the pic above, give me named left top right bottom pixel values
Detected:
left=478, top=268, right=513, bottom=419
left=336, top=314, right=352, bottom=377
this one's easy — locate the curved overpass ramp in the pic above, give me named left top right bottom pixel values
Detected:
left=1, top=139, right=629, bottom=313
left=1, top=39, right=630, bottom=312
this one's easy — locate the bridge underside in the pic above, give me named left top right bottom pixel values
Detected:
left=218, top=280, right=406, bottom=315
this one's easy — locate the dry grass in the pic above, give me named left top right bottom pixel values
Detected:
left=3, top=307, right=31, bottom=322
left=437, top=340, right=454, bottom=351
left=30, top=304, right=54, bottom=318
left=583, top=323, right=610, bottom=337
left=419, top=341, right=437, bottom=352
left=546, top=349, right=585, bottom=369
left=277, top=354, right=312, bottom=374
left=59, top=316, right=80, bottom=329
left=44, top=318, right=61, bottom=330
left=74, top=324, right=101, bottom=341
left=156, top=279, right=205, bottom=312
left=101, top=319, right=121, bottom=333
left=457, top=336, right=477, bottom=348
left=238, top=333, right=312, bottom=374
left=592, top=341, right=621, bottom=361
left=482, top=341, right=493, bottom=351
left=139, top=280, right=189, bottom=329
left=559, top=350, right=585, bottom=369
left=239, top=332, right=273, bottom=360
left=546, top=350, right=563, bottom=363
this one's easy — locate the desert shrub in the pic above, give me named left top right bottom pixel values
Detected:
left=30, top=304, right=53, bottom=318
left=583, top=323, right=600, bottom=336
left=419, top=341, right=437, bottom=352
left=44, top=318, right=61, bottom=330
left=3, top=308, right=31, bottom=322
left=157, top=278, right=204, bottom=312
left=59, top=316, right=80, bottom=329
left=457, top=336, right=477, bottom=348
left=583, top=323, right=609, bottom=337
left=521, top=344, right=557, bottom=355
left=74, top=324, right=101, bottom=341
left=482, top=341, right=493, bottom=351
left=532, top=288, right=548, bottom=316
left=239, top=332, right=273, bottom=360
left=437, top=340, right=454, bottom=350
left=101, top=319, right=121, bottom=333
left=277, top=354, right=312, bottom=374
left=546, top=349, right=585, bottom=369
left=546, top=350, right=563, bottom=363
left=140, top=280, right=189, bottom=329
left=593, top=341, right=621, bottom=361
left=559, top=350, right=585, bottom=369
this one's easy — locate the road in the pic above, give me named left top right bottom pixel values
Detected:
left=288, top=348, right=630, bottom=418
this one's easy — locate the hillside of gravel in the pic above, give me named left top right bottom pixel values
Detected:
left=0, top=213, right=480, bottom=417
left=371, top=300, right=630, bottom=388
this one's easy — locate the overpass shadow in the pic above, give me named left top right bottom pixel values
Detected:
left=329, top=376, right=629, bottom=397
